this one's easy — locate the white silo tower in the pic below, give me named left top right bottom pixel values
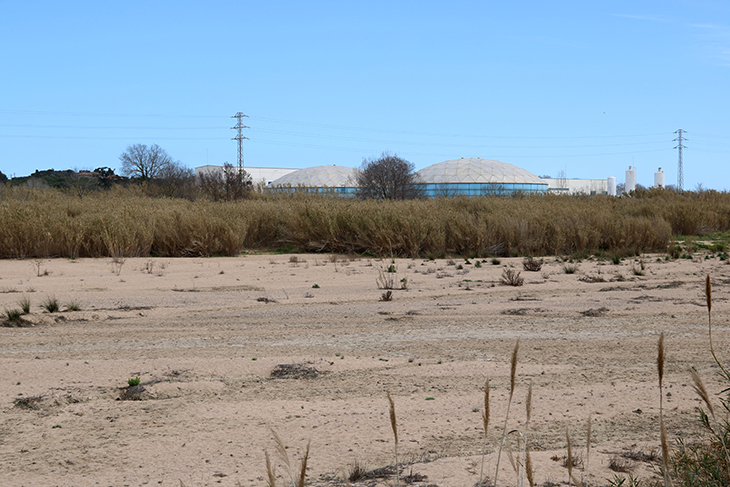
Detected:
left=607, top=176, right=617, bottom=196
left=654, top=167, right=665, bottom=188
left=625, top=166, right=636, bottom=193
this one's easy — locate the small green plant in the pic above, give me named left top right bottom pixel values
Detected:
left=563, top=264, right=579, bottom=274
left=712, top=242, right=727, bottom=253
left=474, top=260, right=482, bottom=268
left=127, top=376, right=141, bottom=387
left=491, top=258, right=501, bottom=265
left=42, top=296, right=60, bottom=313
left=19, top=296, right=31, bottom=314
left=4, top=308, right=23, bottom=325
left=311, top=284, right=320, bottom=289
left=668, top=242, right=682, bottom=260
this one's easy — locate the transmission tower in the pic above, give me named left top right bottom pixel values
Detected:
left=674, top=129, right=687, bottom=191
left=231, top=112, right=249, bottom=170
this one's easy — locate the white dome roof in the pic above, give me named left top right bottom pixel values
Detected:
left=272, top=165, right=359, bottom=187
left=417, top=158, right=546, bottom=185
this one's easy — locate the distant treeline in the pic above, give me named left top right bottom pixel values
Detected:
left=0, top=185, right=728, bottom=259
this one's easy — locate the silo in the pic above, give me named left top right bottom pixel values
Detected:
left=625, top=166, right=636, bottom=193
left=607, top=176, right=617, bottom=196
left=654, top=167, right=665, bottom=188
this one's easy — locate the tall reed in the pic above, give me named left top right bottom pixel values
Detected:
left=3, top=187, right=712, bottom=259
left=658, top=332, right=672, bottom=487
left=387, top=391, right=399, bottom=486
left=479, top=378, right=490, bottom=484
left=494, top=340, right=519, bottom=487
left=266, top=427, right=310, bottom=487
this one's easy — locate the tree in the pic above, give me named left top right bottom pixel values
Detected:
left=198, top=163, right=253, bottom=201
left=93, top=167, right=116, bottom=189
left=0, top=170, right=7, bottom=182
left=152, top=161, right=197, bottom=199
left=356, top=152, right=423, bottom=200
left=118, top=143, right=174, bottom=181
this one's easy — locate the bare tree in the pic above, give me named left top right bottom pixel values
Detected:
left=152, top=161, right=197, bottom=199
left=198, top=163, right=253, bottom=201
left=119, top=144, right=174, bottom=181
left=356, top=152, right=423, bottom=200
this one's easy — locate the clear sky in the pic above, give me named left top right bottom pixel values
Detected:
left=1, top=1, right=729, bottom=190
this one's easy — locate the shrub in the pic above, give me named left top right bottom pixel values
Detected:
left=522, top=257, right=543, bottom=271
left=500, top=268, right=524, bottom=286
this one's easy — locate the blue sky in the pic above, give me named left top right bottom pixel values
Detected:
left=1, top=1, right=729, bottom=189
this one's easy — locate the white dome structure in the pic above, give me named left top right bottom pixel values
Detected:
left=271, top=165, right=360, bottom=195
left=416, top=158, right=548, bottom=196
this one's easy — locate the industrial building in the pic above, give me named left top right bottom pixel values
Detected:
left=542, top=177, right=610, bottom=195
left=194, top=160, right=666, bottom=197
left=415, top=158, right=549, bottom=196
left=270, top=165, right=360, bottom=195
left=195, top=165, right=297, bottom=187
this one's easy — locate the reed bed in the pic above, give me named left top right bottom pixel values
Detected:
left=2, top=185, right=729, bottom=259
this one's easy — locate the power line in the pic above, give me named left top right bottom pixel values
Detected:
left=231, top=112, right=249, bottom=169
left=674, top=129, right=687, bottom=191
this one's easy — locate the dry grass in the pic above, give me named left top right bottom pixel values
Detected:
left=4, top=186, right=719, bottom=259
left=522, top=257, right=543, bottom=271
left=500, top=268, right=524, bottom=286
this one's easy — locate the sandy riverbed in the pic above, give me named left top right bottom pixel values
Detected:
left=1, top=254, right=728, bottom=487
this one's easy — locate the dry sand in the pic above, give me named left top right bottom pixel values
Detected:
left=1, top=253, right=729, bottom=487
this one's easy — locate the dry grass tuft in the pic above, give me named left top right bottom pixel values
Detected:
left=13, top=394, right=45, bottom=410
left=609, top=456, right=633, bottom=473
left=500, top=268, right=524, bottom=286
left=270, top=363, right=322, bottom=380
left=522, top=257, right=543, bottom=271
